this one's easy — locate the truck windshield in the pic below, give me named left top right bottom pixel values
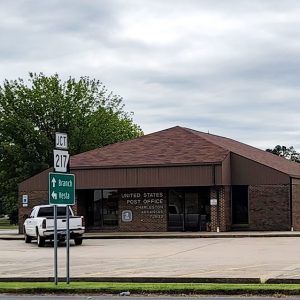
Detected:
left=37, top=207, right=71, bottom=217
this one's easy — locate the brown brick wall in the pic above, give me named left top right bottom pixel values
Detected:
left=210, top=186, right=231, bottom=232
left=18, top=190, right=48, bottom=233
left=292, top=184, right=300, bottom=230
left=119, top=189, right=167, bottom=232
left=249, top=185, right=290, bottom=231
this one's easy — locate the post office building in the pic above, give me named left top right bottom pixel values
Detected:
left=19, top=126, right=300, bottom=232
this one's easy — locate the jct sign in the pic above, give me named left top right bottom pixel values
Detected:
left=55, top=132, right=68, bottom=150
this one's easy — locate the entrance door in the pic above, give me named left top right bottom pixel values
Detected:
left=77, top=189, right=118, bottom=229
left=168, top=188, right=210, bottom=231
left=168, top=190, right=184, bottom=231
left=184, top=192, right=200, bottom=231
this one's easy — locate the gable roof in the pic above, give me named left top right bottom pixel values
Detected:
left=70, top=126, right=300, bottom=177
left=184, top=127, right=300, bottom=177
left=70, top=126, right=229, bottom=168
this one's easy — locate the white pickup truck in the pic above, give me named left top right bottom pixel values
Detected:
left=23, top=205, right=85, bottom=247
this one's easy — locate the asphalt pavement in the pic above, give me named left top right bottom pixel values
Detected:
left=1, top=236, right=300, bottom=282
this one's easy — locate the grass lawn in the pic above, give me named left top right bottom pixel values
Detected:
left=0, top=218, right=17, bottom=230
left=0, top=282, right=300, bottom=295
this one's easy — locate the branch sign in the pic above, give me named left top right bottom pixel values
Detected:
left=49, top=173, right=75, bottom=205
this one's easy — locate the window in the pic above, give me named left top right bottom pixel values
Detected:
left=103, top=190, right=118, bottom=226
left=37, top=206, right=72, bottom=217
left=232, top=186, right=248, bottom=225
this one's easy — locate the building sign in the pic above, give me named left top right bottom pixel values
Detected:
left=22, top=195, right=28, bottom=207
left=121, top=191, right=166, bottom=220
left=122, top=210, right=132, bottom=222
left=210, top=198, right=217, bottom=206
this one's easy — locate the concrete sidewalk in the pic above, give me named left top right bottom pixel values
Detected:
left=1, top=229, right=300, bottom=240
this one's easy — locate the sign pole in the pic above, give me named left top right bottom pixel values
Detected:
left=50, top=132, right=75, bottom=286
left=66, top=205, right=70, bottom=284
left=54, top=204, right=58, bottom=285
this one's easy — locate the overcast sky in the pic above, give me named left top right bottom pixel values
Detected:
left=1, top=0, right=300, bottom=150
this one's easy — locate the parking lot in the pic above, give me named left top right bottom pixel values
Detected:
left=1, top=237, right=300, bottom=281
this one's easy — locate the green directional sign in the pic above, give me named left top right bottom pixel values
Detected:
left=49, top=172, right=75, bottom=205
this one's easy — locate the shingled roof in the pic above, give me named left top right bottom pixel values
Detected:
left=70, top=126, right=300, bottom=177
left=70, top=126, right=229, bottom=168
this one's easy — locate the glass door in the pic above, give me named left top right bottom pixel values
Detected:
left=168, top=189, right=184, bottom=231
left=184, top=192, right=200, bottom=231
left=168, top=188, right=210, bottom=232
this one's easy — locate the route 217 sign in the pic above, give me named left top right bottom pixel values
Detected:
left=53, top=149, right=70, bottom=173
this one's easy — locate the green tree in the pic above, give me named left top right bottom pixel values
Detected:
left=0, top=73, right=143, bottom=222
left=266, top=145, right=300, bottom=162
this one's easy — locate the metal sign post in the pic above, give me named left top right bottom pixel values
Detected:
left=54, top=205, right=58, bottom=285
left=66, top=205, right=70, bottom=284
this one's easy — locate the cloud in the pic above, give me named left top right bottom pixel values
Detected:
left=1, top=0, right=300, bottom=150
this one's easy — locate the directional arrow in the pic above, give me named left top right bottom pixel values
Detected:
left=52, top=177, right=56, bottom=188
left=51, top=191, right=57, bottom=200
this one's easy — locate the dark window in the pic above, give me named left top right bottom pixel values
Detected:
left=232, top=186, right=248, bottom=224
left=37, top=206, right=71, bottom=217
left=168, top=189, right=184, bottom=231
left=103, top=190, right=118, bottom=226
left=93, top=190, right=102, bottom=226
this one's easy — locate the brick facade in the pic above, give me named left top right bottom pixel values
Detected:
left=19, top=184, right=294, bottom=233
left=118, top=189, right=167, bottom=232
left=210, top=186, right=231, bottom=232
left=248, top=185, right=290, bottom=231
left=18, top=190, right=48, bottom=233
left=292, top=184, right=300, bottom=230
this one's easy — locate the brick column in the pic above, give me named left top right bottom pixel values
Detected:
left=210, top=186, right=228, bottom=232
left=210, top=188, right=218, bottom=232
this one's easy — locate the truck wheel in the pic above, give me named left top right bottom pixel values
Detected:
left=24, top=228, right=32, bottom=244
left=74, top=238, right=83, bottom=245
left=37, top=231, right=45, bottom=247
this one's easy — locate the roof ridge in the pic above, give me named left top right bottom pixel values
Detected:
left=183, top=127, right=268, bottom=155
left=180, top=127, right=229, bottom=152
left=70, top=126, right=229, bottom=168
left=182, top=127, right=300, bottom=175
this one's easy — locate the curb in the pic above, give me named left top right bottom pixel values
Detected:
left=1, top=277, right=300, bottom=284
left=2, top=233, right=300, bottom=240
left=0, top=277, right=263, bottom=284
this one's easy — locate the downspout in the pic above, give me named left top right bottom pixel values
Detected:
left=290, top=177, right=293, bottom=231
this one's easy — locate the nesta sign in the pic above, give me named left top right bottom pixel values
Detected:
left=48, top=173, right=75, bottom=205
